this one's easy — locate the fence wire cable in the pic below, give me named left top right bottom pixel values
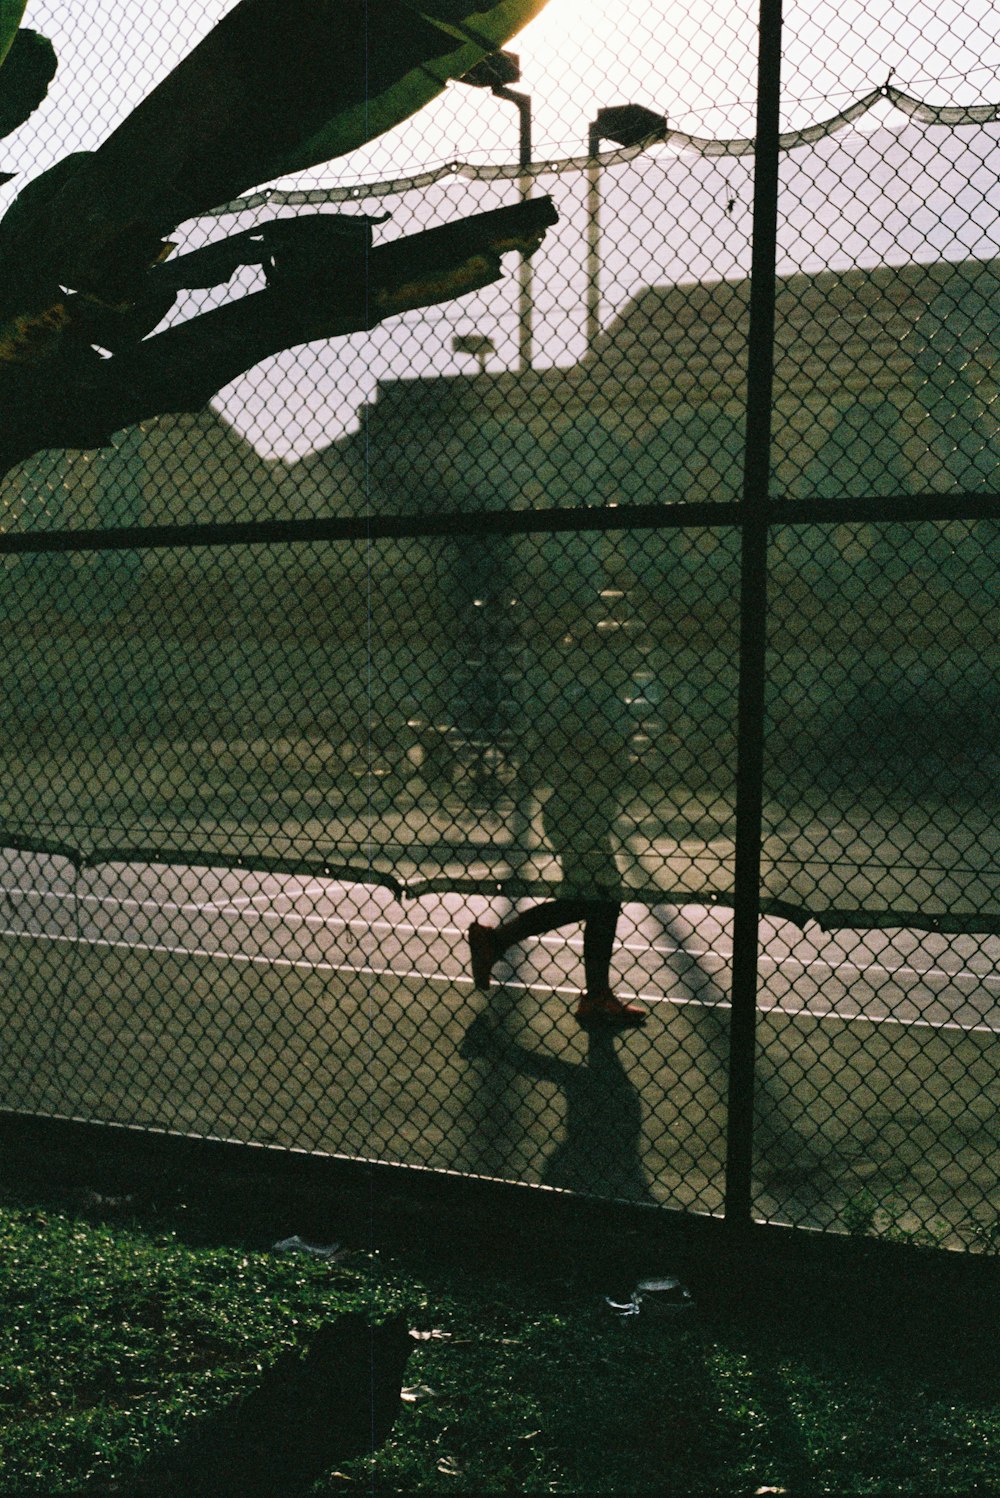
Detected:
left=207, top=84, right=1000, bottom=216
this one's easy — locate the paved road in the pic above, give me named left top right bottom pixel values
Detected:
left=2, top=845, right=995, bottom=1243
left=1, top=849, right=997, bottom=1035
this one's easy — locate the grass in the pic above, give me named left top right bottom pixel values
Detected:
left=0, top=1177, right=997, bottom=1496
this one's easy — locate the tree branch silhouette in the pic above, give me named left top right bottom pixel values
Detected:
left=0, top=0, right=556, bottom=483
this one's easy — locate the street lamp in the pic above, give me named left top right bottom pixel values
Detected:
left=452, top=332, right=495, bottom=375
left=461, top=51, right=534, bottom=372
left=586, top=104, right=668, bottom=353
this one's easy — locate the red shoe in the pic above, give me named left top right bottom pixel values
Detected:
left=576, top=990, right=647, bottom=1029
left=467, top=921, right=498, bottom=990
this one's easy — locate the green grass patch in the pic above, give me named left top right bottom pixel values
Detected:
left=0, top=1185, right=996, bottom=1495
left=0, top=1202, right=419, bottom=1494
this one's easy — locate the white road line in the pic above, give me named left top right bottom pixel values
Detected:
left=4, top=884, right=999, bottom=992
left=0, top=883, right=258, bottom=917
left=185, top=892, right=279, bottom=912
left=146, top=903, right=1000, bottom=992
left=0, top=925, right=996, bottom=1036
left=132, top=905, right=1000, bottom=993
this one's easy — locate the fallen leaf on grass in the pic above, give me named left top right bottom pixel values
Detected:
left=401, top=1384, right=439, bottom=1403
left=270, top=1235, right=348, bottom=1261
left=409, top=1328, right=474, bottom=1346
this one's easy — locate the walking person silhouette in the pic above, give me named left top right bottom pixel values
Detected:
left=466, top=634, right=647, bottom=1030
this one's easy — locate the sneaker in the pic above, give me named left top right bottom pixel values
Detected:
left=467, top=921, right=498, bottom=990
left=576, top=990, right=647, bottom=1029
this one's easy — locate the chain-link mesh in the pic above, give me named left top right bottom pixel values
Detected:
left=0, top=1, right=997, bottom=1250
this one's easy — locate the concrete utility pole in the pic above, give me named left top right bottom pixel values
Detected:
left=586, top=104, right=668, bottom=353
left=461, top=51, right=534, bottom=371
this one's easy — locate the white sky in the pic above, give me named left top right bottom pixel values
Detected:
left=7, top=1, right=1000, bottom=457
left=18, top=0, right=999, bottom=166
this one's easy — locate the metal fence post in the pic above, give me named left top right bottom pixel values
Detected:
left=724, top=0, right=783, bottom=1231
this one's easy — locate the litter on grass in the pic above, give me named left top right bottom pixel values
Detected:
left=270, top=1235, right=347, bottom=1260
left=606, top=1276, right=694, bottom=1318
left=401, top=1383, right=439, bottom=1403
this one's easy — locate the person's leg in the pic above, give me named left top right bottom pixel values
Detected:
left=577, top=900, right=647, bottom=1028
left=468, top=898, right=589, bottom=989
left=468, top=896, right=647, bottom=1028
left=497, top=897, right=592, bottom=949
left=581, top=900, right=620, bottom=995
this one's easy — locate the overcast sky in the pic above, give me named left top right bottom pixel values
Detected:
left=9, top=2, right=1000, bottom=457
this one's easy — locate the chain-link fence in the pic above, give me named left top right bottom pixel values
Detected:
left=0, top=0, right=997, bottom=1252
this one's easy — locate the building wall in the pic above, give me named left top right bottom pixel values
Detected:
left=316, top=254, right=1000, bottom=517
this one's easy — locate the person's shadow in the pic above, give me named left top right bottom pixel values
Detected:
left=460, top=1013, right=654, bottom=1202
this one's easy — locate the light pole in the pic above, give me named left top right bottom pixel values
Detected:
left=452, top=332, right=495, bottom=376
left=586, top=104, right=667, bottom=353
left=461, top=51, right=534, bottom=372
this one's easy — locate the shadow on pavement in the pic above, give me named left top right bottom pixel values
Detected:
left=460, top=1010, right=654, bottom=1202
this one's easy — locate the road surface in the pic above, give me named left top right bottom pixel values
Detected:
left=0, top=850, right=997, bottom=1034
left=0, top=847, right=996, bottom=1243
